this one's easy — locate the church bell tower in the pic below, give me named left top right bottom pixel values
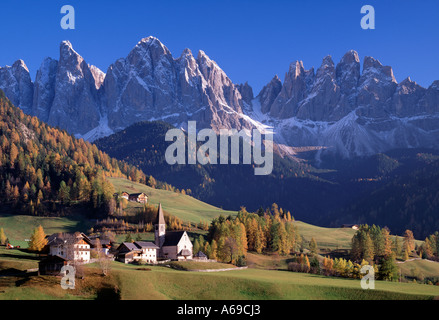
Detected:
left=154, top=203, right=166, bottom=248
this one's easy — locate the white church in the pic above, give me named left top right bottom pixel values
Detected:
left=116, top=203, right=193, bottom=263
left=155, top=203, right=193, bottom=260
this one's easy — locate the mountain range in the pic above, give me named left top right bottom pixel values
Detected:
left=2, top=36, right=439, bottom=158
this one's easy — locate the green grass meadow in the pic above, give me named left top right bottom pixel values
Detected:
left=109, top=177, right=237, bottom=224
left=1, top=261, right=438, bottom=300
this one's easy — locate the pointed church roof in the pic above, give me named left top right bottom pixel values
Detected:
left=156, top=203, right=165, bottom=225
left=163, top=231, right=186, bottom=247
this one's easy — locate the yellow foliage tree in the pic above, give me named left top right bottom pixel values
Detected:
left=29, top=225, right=47, bottom=252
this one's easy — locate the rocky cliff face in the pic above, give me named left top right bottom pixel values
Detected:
left=1, top=38, right=439, bottom=158
left=249, top=50, right=439, bottom=157
left=1, top=41, right=104, bottom=136
left=32, top=57, right=58, bottom=122
left=103, top=37, right=250, bottom=133
left=47, top=41, right=102, bottom=135
left=0, top=59, right=33, bottom=114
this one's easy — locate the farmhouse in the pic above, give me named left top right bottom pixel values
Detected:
left=38, top=255, right=69, bottom=276
left=128, top=192, right=148, bottom=204
left=155, top=203, right=193, bottom=260
left=116, top=241, right=159, bottom=264
left=46, top=232, right=92, bottom=263
left=89, top=237, right=112, bottom=255
left=114, top=191, right=147, bottom=203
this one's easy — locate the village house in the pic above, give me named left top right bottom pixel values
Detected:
left=116, top=241, right=159, bottom=264
left=46, top=232, right=92, bottom=263
left=89, top=237, right=112, bottom=256
left=155, top=203, right=193, bottom=260
left=39, top=232, right=93, bottom=276
left=114, top=191, right=147, bottom=203
left=128, top=192, right=148, bottom=204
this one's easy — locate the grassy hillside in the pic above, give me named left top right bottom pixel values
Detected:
left=1, top=262, right=438, bottom=300
left=294, top=221, right=423, bottom=252
left=246, top=252, right=295, bottom=270
left=108, top=177, right=237, bottom=224
left=292, top=221, right=356, bottom=250
left=0, top=246, right=39, bottom=271
left=398, top=259, right=439, bottom=280
left=0, top=214, right=93, bottom=248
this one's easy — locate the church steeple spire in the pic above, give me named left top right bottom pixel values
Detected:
left=156, top=203, right=165, bottom=225
left=155, top=203, right=166, bottom=248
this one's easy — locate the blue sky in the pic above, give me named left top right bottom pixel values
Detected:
left=1, top=0, right=438, bottom=93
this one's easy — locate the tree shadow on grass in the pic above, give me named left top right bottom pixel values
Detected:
left=0, top=252, right=40, bottom=261
left=96, top=285, right=121, bottom=300
left=15, top=276, right=32, bottom=287
left=0, top=268, right=26, bottom=276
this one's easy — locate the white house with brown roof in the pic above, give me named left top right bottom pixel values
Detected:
left=116, top=241, right=159, bottom=264
left=128, top=192, right=148, bottom=204
left=46, top=232, right=92, bottom=264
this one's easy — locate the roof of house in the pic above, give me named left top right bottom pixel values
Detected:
left=163, top=231, right=185, bottom=247
left=194, top=251, right=207, bottom=258
left=118, top=242, right=139, bottom=252
left=117, top=241, right=159, bottom=253
left=129, top=193, right=147, bottom=197
left=90, top=239, right=111, bottom=247
left=134, top=241, right=159, bottom=249
left=155, top=203, right=165, bottom=225
left=47, top=232, right=92, bottom=246
left=39, top=255, right=68, bottom=263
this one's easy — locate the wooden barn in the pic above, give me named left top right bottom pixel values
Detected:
left=38, top=255, right=68, bottom=276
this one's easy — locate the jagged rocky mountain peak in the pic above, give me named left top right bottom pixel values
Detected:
left=321, top=55, right=334, bottom=66
left=60, top=40, right=81, bottom=61
left=363, top=55, right=382, bottom=69
left=288, top=60, right=306, bottom=78
left=339, top=50, right=360, bottom=67
left=236, top=82, right=254, bottom=106
left=1, top=40, right=439, bottom=158
left=181, top=47, right=193, bottom=56
left=257, top=75, right=283, bottom=114
left=12, top=59, right=29, bottom=71
left=362, top=56, right=396, bottom=82
left=316, top=55, right=335, bottom=78
left=335, top=50, right=360, bottom=94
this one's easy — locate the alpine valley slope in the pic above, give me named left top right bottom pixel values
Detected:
left=95, top=120, right=439, bottom=238
left=1, top=37, right=439, bottom=158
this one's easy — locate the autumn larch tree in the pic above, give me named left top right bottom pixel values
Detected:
left=28, top=225, right=47, bottom=252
